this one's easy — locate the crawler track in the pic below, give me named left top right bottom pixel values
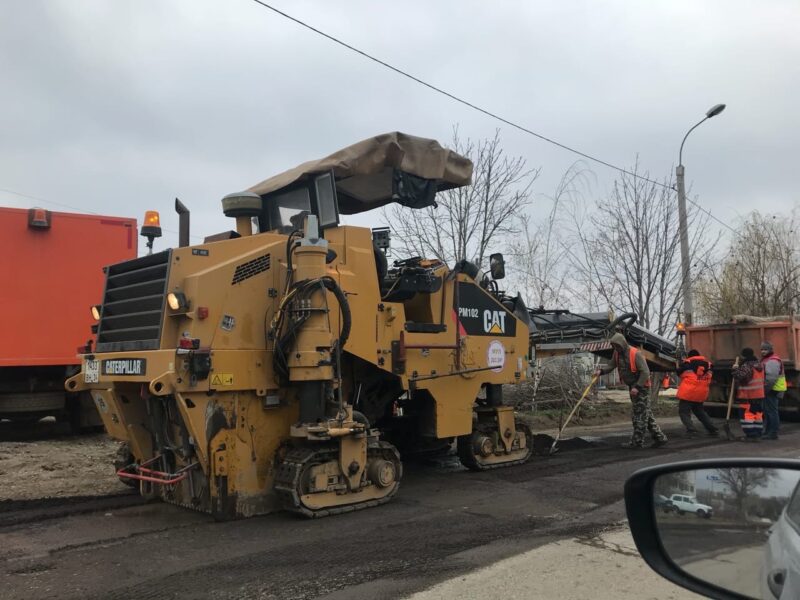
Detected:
left=457, top=421, right=534, bottom=471
left=274, top=441, right=402, bottom=518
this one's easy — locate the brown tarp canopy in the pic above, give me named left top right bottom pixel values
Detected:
left=247, top=132, right=473, bottom=215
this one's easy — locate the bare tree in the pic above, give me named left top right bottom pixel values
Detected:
left=654, top=471, right=693, bottom=498
left=717, top=468, right=774, bottom=517
left=508, top=162, right=593, bottom=309
left=385, top=128, right=539, bottom=268
left=695, top=211, right=800, bottom=321
left=568, top=159, right=712, bottom=336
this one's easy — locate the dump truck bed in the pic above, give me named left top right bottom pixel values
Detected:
left=686, top=319, right=800, bottom=368
left=686, top=318, right=800, bottom=414
left=0, top=207, right=137, bottom=367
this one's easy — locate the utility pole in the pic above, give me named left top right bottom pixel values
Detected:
left=676, top=103, right=726, bottom=325
left=676, top=164, right=692, bottom=324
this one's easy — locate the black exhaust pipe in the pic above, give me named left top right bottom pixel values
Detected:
left=175, top=198, right=190, bottom=247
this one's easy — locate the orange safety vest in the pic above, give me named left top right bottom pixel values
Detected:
left=737, top=364, right=765, bottom=400
left=677, top=355, right=712, bottom=403
left=615, top=346, right=651, bottom=387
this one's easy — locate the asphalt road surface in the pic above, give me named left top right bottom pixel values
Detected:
left=3, top=421, right=799, bottom=600
left=660, top=522, right=769, bottom=566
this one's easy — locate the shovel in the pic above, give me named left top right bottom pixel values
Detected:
left=549, top=375, right=599, bottom=455
left=723, top=359, right=739, bottom=441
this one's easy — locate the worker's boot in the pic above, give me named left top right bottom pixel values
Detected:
left=620, top=442, right=644, bottom=449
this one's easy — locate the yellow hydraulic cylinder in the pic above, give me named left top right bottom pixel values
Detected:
left=288, top=242, right=334, bottom=383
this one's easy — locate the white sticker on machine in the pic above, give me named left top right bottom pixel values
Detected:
left=221, top=315, right=236, bottom=331
left=487, top=340, right=505, bottom=373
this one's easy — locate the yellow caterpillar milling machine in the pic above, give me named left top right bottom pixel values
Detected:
left=67, top=132, right=534, bottom=519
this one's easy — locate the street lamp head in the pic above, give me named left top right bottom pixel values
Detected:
left=679, top=102, right=727, bottom=166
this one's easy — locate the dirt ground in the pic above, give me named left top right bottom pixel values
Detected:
left=523, top=390, right=679, bottom=432
left=0, top=420, right=128, bottom=502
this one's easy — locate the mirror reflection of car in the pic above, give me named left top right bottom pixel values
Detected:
left=669, top=493, right=713, bottom=518
left=655, top=494, right=676, bottom=514
left=761, top=477, right=800, bottom=600
left=625, top=458, right=800, bottom=600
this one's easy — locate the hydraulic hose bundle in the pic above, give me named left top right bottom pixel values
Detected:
left=270, top=275, right=351, bottom=382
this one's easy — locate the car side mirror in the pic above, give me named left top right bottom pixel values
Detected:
left=489, top=253, right=505, bottom=280
left=625, top=459, right=800, bottom=600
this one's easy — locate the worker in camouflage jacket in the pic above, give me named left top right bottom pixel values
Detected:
left=595, top=332, right=668, bottom=449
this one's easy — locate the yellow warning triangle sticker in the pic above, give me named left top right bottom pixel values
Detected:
left=211, top=374, right=222, bottom=386
left=489, top=323, right=503, bottom=334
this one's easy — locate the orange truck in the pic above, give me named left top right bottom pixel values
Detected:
left=686, top=317, right=800, bottom=416
left=0, top=206, right=138, bottom=429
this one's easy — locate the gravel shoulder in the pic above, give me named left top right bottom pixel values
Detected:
left=523, top=390, right=679, bottom=433
left=0, top=420, right=127, bottom=502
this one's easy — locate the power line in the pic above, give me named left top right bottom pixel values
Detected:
left=680, top=192, right=737, bottom=234
left=248, top=0, right=738, bottom=236
left=0, top=187, right=99, bottom=215
left=0, top=186, right=201, bottom=240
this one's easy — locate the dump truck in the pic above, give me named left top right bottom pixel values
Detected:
left=686, top=316, right=800, bottom=416
left=0, top=206, right=137, bottom=429
left=67, top=132, right=536, bottom=519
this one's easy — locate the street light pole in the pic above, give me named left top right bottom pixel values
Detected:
left=676, top=103, right=726, bottom=325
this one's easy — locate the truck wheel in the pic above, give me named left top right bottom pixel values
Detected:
left=705, top=405, right=726, bottom=419
left=677, top=509, right=685, bottom=516
left=12, top=416, right=43, bottom=425
left=65, top=396, right=83, bottom=434
left=696, top=509, right=706, bottom=518
left=785, top=404, right=800, bottom=423
left=779, top=388, right=800, bottom=422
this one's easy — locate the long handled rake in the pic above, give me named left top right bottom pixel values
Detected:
left=723, top=379, right=737, bottom=441
left=549, top=375, right=600, bottom=455
left=722, top=357, right=739, bottom=441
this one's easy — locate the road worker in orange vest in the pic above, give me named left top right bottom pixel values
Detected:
left=595, top=332, right=668, bottom=449
left=731, top=347, right=764, bottom=441
left=676, top=349, right=719, bottom=438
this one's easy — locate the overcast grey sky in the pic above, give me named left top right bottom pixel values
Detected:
left=1, top=1, right=798, bottom=249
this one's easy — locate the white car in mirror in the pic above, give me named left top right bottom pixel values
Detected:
left=669, top=494, right=713, bottom=518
